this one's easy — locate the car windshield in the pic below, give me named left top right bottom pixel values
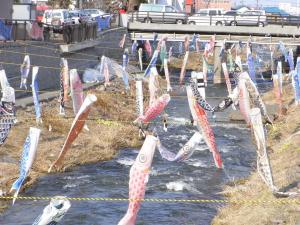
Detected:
left=52, top=12, right=62, bottom=18
left=70, top=12, right=79, bottom=17
left=85, top=9, right=99, bottom=14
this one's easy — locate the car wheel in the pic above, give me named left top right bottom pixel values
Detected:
left=189, top=21, right=196, bottom=25
left=258, top=22, right=264, bottom=27
left=230, top=21, right=237, bottom=26
left=144, top=18, right=152, bottom=23
left=176, top=19, right=183, bottom=25
left=216, top=21, right=222, bottom=26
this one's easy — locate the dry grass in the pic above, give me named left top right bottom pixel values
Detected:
left=213, top=84, right=300, bottom=225
left=0, top=79, right=142, bottom=212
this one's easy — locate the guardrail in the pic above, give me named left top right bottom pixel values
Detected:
left=127, top=11, right=300, bottom=27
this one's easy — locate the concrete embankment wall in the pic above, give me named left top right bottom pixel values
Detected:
left=0, top=28, right=127, bottom=99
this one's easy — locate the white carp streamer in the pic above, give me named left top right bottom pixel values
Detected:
left=10, top=127, right=41, bottom=205
left=157, top=132, right=203, bottom=162
left=32, top=196, right=71, bottom=225
left=249, top=108, right=275, bottom=191
left=49, top=94, right=97, bottom=172
left=118, top=135, right=158, bottom=225
left=20, top=55, right=30, bottom=89
left=135, top=80, right=143, bottom=117
left=163, top=58, right=172, bottom=92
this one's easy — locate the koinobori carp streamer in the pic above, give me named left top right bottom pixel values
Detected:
left=193, top=102, right=223, bottom=168
left=10, top=127, right=41, bottom=205
left=118, top=135, right=158, bottom=225
left=179, top=51, right=189, bottom=85
left=144, top=50, right=159, bottom=77
left=20, top=55, right=30, bottom=89
left=0, top=86, right=16, bottom=145
left=32, top=196, right=71, bottom=225
left=31, top=66, right=42, bottom=123
left=293, top=57, right=300, bottom=105
left=59, top=58, right=69, bottom=115
left=119, top=34, right=126, bottom=49
left=70, top=69, right=84, bottom=116
left=249, top=108, right=275, bottom=191
left=222, top=62, right=232, bottom=95
left=157, top=131, right=203, bottom=162
left=163, top=58, right=172, bottom=92
left=48, top=94, right=97, bottom=172
left=135, top=80, right=143, bottom=117
left=134, top=94, right=170, bottom=124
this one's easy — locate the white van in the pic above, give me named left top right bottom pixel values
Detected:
left=188, top=8, right=225, bottom=26
left=42, top=9, right=72, bottom=31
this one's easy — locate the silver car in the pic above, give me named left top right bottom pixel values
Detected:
left=131, top=4, right=187, bottom=24
left=224, top=10, right=267, bottom=27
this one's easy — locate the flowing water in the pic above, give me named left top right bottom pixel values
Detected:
left=0, top=84, right=257, bottom=225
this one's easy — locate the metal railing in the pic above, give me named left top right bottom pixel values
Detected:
left=127, top=11, right=300, bottom=27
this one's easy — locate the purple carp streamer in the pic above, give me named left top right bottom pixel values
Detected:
left=288, top=49, right=294, bottom=72
left=0, top=87, right=16, bottom=145
left=70, top=69, right=84, bottom=116
left=278, top=41, right=288, bottom=62
left=179, top=51, right=189, bottom=85
left=10, top=127, right=41, bottom=204
left=189, top=78, right=214, bottom=113
left=157, top=132, right=203, bottom=162
left=247, top=43, right=256, bottom=83
left=31, top=66, right=42, bottom=124
left=131, top=40, right=137, bottom=56
left=20, top=55, right=30, bottom=89
left=144, top=40, right=152, bottom=58
left=250, top=108, right=275, bottom=191
left=293, top=57, right=300, bottom=105
left=118, top=135, right=158, bottom=225
left=49, top=94, right=97, bottom=172
left=32, top=196, right=71, bottom=225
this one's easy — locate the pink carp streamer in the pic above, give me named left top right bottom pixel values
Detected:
left=70, top=69, right=84, bottom=115
left=238, top=73, right=252, bottom=126
left=193, top=101, right=223, bottom=168
left=48, top=94, right=97, bottom=172
left=157, top=132, right=203, bottom=162
left=134, top=94, right=170, bottom=124
left=179, top=51, right=189, bottom=85
left=273, top=62, right=283, bottom=114
left=119, top=34, right=126, bottom=48
left=118, top=135, right=158, bottom=225
left=222, top=63, right=232, bottom=95
left=144, top=40, right=152, bottom=58
left=103, top=57, right=111, bottom=87
left=163, top=58, right=172, bottom=92
left=148, top=67, right=159, bottom=106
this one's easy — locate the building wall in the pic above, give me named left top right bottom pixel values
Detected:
left=186, top=0, right=231, bottom=13
left=0, top=0, right=13, bottom=19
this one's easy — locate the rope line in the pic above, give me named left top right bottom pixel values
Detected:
left=0, top=196, right=299, bottom=204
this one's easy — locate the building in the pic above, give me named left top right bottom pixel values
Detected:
left=279, top=3, right=299, bottom=16
left=0, top=0, right=13, bottom=19
left=186, top=0, right=232, bottom=14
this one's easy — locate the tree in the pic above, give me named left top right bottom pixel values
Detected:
left=47, top=0, right=73, bottom=8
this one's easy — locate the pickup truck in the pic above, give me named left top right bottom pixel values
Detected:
left=130, top=4, right=187, bottom=24
left=224, top=10, right=267, bottom=27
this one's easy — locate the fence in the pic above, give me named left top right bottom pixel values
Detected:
left=128, top=11, right=300, bottom=27
left=0, top=16, right=112, bottom=44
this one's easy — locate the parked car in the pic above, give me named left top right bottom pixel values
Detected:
left=42, top=9, right=72, bottom=32
left=69, top=10, right=92, bottom=24
left=224, top=10, right=267, bottom=27
left=188, top=8, right=225, bottom=26
left=36, top=5, right=50, bottom=22
left=131, top=4, right=187, bottom=24
left=83, top=9, right=109, bottom=18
